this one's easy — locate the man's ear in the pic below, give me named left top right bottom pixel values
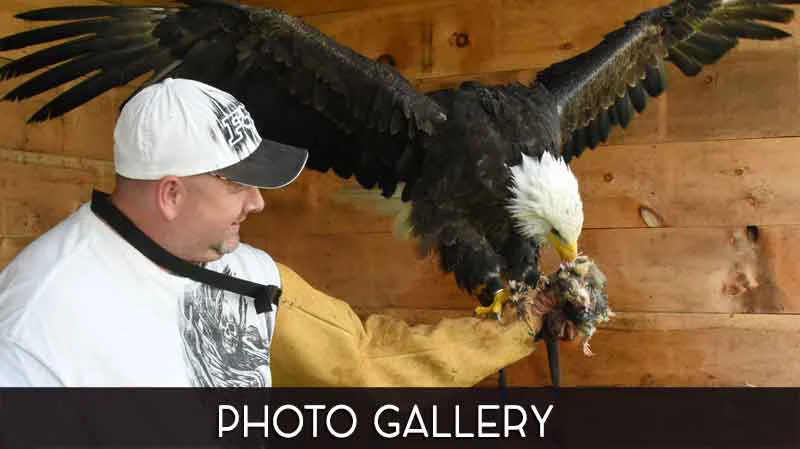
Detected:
left=156, top=176, right=184, bottom=221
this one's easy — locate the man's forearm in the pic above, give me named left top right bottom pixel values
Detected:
left=270, top=263, right=536, bottom=387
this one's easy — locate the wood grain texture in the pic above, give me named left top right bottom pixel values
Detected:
left=570, top=226, right=800, bottom=314
left=245, top=222, right=800, bottom=315
left=0, top=237, right=34, bottom=268
left=573, top=137, right=800, bottom=228
left=489, top=311, right=800, bottom=387
left=0, top=72, right=130, bottom=160
left=243, top=136, right=800, bottom=236
left=366, top=308, right=800, bottom=387
left=664, top=49, right=800, bottom=142
left=0, top=148, right=114, bottom=238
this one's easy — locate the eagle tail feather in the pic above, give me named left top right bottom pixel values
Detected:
left=331, top=183, right=414, bottom=240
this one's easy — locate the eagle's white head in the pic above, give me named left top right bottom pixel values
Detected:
left=506, top=152, right=583, bottom=262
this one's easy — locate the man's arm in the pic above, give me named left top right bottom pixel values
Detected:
left=270, top=263, right=538, bottom=387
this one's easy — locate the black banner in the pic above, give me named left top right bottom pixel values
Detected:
left=0, top=388, right=797, bottom=448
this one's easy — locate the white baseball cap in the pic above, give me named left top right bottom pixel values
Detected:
left=113, top=78, right=309, bottom=189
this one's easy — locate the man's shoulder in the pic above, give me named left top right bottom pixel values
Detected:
left=0, top=205, right=96, bottom=337
left=6, top=205, right=92, bottom=272
left=232, top=242, right=274, bottom=263
left=219, top=243, right=281, bottom=287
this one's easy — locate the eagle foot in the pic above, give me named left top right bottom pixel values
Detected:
left=474, top=287, right=511, bottom=319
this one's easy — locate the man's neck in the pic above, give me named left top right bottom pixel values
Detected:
left=107, top=190, right=188, bottom=261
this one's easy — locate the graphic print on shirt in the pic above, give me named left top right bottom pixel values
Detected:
left=179, top=265, right=272, bottom=387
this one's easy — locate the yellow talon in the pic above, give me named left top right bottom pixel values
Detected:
left=475, top=288, right=511, bottom=318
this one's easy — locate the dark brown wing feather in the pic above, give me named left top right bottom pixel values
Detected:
left=536, top=0, right=800, bottom=162
left=0, top=0, right=445, bottom=198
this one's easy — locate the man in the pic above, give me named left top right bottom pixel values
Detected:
left=0, top=78, right=536, bottom=387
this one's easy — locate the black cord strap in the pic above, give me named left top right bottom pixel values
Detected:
left=90, top=190, right=280, bottom=314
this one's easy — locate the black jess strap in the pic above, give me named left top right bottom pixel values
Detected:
left=90, top=190, right=280, bottom=313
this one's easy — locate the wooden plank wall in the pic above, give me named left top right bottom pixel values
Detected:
left=2, top=0, right=800, bottom=386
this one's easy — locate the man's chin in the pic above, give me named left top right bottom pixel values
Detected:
left=212, top=238, right=240, bottom=257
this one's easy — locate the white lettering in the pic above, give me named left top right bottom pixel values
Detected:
left=431, top=405, right=452, bottom=438
left=327, top=405, right=357, bottom=438
left=402, top=404, right=429, bottom=437
left=272, top=405, right=303, bottom=438
left=374, top=405, right=400, bottom=438
left=478, top=405, right=500, bottom=438
left=218, top=405, right=239, bottom=438
left=304, top=404, right=325, bottom=438
left=504, top=405, right=528, bottom=437
left=243, top=405, right=269, bottom=438
left=454, top=405, right=474, bottom=438
left=531, top=404, right=554, bottom=438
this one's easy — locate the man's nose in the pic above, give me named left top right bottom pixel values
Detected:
left=244, top=187, right=265, bottom=214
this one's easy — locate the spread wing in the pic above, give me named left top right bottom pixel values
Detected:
left=535, top=0, right=799, bottom=162
left=0, top=0, right=446, bottom=199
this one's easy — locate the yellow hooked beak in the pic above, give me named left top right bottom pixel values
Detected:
left=547, top=231, right=578, bottom=262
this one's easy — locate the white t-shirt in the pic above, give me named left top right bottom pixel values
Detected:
left=0, top=203, right=281, bottom=387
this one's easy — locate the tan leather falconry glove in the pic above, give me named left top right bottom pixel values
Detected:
left=270, top=263, right=539, bottom=387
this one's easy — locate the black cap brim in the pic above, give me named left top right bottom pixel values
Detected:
left=215, top=138, right=309, bottom=189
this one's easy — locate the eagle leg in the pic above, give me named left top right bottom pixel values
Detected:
left=473, top=236, right=541, bottom=317
left=502, top=233, right=542, bottom=287
left=430, top=219, right=507, bottom=309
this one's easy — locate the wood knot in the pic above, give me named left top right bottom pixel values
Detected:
left=721, top=227, right=761, bottom=298
left=376, top=54, right=397, bottom=67
left=721, top=271, right=755, bottom=297
left=559, top=42, right=574, bottom=51
left=703, top=74, right=714, bottom=85
left=451, top=32, right=471, bottom=48
left=603, top=172, right=614, bottom=183
left=746, top=225, right=759, bottom=243
left=745, top=193, right=761, bottom=208
left=639, top=205, right=665, bottom=228
left=734, top=168, right=745, bottom=176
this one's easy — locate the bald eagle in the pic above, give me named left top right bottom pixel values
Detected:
left=1, top=0, right=798, bottom=384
